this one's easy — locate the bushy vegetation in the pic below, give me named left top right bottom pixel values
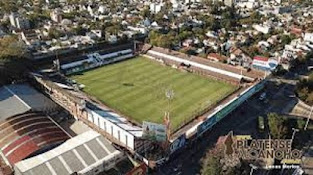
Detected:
left=201, top=143, right=250, bottom=175
left=0, top=36, right=27, bottom=84
left=267, top=113, right=289, bottom=139
left=296, top=71, right=313, bottom=105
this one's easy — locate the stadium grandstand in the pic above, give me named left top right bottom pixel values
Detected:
left=14, top=130, right=125, bottom=175
left=0, top=84, right=67, bottom=174
left=0, top=112, right=70, bottom=173
left=31, top=41, right=135, bottom=62
left=144, top=45, right=265, bottom=84
left=0, top=83, right=138, bottom=175
left=60, top=49, right=134, bottom=75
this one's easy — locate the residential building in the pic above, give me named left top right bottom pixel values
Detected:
left=150, top=2, right=164, bottom=14
left=253, top=24, right=271, bottom=34
left=51, top=9, right=63, bottom=23
left=304, top=33, right=313, bottom=43
left=9, top=13, right=30, bottom=30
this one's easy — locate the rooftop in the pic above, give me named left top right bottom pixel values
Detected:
left=0, top=84, right=58, bottom=121
left=0, top=112, right=70, bottom=166
left=14, top=130, right=123, bottom=175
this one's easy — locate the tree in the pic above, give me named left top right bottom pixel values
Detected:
left=0, top=36, right=25, bottom=58
left=0, top=36, right=27, bottom=83
left=220, top=7, right=237, bottom=30
left=0, top=0, right=18, bottom=13
left=141, top=6, right=151, bottom=18
left=203, top=0, right=213, bottom=6
left=201, top=143, right=250, bottom=175
left=105, top=24, right=121, bottom=35
left=177, top=30, right=193, bottom=41
left=296, top=71, right=313, bottom=105
left=280, top=35, right=292, bottom=46
left=306, top=51, right=313, bottom=61
left=239, top=11, right=262, bottom=25
left=72, top=26, right=87, bottom=36
left=148, top=30, right=174, bottom=49
left=48, top=28, right=64, bottom=39
left=201, top=151, right=223, bottom=175
left=163, top=2, right=173, bottom=13
left=267, top=113, right=289, bottom=139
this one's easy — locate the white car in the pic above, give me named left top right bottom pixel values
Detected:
left=259, top=92, right=266, bottom=101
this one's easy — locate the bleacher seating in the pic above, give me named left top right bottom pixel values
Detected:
left=0, top=112, right=70, bottom=166
left=60, top=49, right=134, bottom=75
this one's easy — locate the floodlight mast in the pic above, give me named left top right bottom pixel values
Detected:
left=291, top=127, right=299, bottom=146
left=165, top=89, right=174, bottom=140
left=249, top=164, right=258, bottom=175
left=304, top=105, right=313, bottom=130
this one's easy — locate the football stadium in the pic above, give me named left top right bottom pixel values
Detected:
left=72, top=56, right=236, bottom=132
left=29, top=42, right=266, bottom=165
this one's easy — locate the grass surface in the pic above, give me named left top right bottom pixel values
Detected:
left=72, top=56, right=236, bottom=131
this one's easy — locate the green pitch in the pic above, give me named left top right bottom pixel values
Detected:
left=72, top=56, right=236, bottom=131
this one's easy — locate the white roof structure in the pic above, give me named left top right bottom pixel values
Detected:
left=94, top=110, right=143, bottom=137
left=14, top=130, right=124, bottom=175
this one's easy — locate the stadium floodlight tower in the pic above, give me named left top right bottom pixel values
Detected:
left=249, top=164, right=258, bottom=175
left=165, top=89, right=174, bottom=138
left=165, top=89, right=174, bottom=115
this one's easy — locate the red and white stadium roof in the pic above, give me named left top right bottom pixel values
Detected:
left=0, top=112, right=70, bottom=166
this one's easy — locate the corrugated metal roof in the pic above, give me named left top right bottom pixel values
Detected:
left=253, top=56, right=269, bottom=62
left=15, top=130, right=123, bottom=175
left=92, top=109, right=143, bottom=137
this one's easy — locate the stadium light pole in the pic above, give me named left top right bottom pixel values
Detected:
left=166, top=89, right=174, bottom=114
left=304, top=106, right=313, bottom=131
left=165, top=89, right=174, bottom=137
left=249, top=164, right=257, bottom=175
left=291, top=128, right=299, bottom=146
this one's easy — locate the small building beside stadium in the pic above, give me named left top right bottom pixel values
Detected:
left=252, top=56, right=278, bottom=72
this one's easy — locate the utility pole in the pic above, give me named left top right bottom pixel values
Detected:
left=291, top=127, right=299, bottom=146
left=249, top=164, right=258, bottom=175
left=304, top=106, right=313, bottom=130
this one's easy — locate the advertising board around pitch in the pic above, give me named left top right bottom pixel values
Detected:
left=170, top=134, right=186, bottom=154
left=142, top=121, right=167, bottom=142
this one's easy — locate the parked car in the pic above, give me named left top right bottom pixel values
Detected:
left=259, top=92, right=266, bottom=101
left=258, top=116, right=265, bottom=132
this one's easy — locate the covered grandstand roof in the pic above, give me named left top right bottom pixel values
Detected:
left=0, top=84, right=58, bottom=121
left=87, top=103, right=143, bottom=137
left=15, top=130, right=123, bottom=175
left=0, top=112, right=70, bottom=166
